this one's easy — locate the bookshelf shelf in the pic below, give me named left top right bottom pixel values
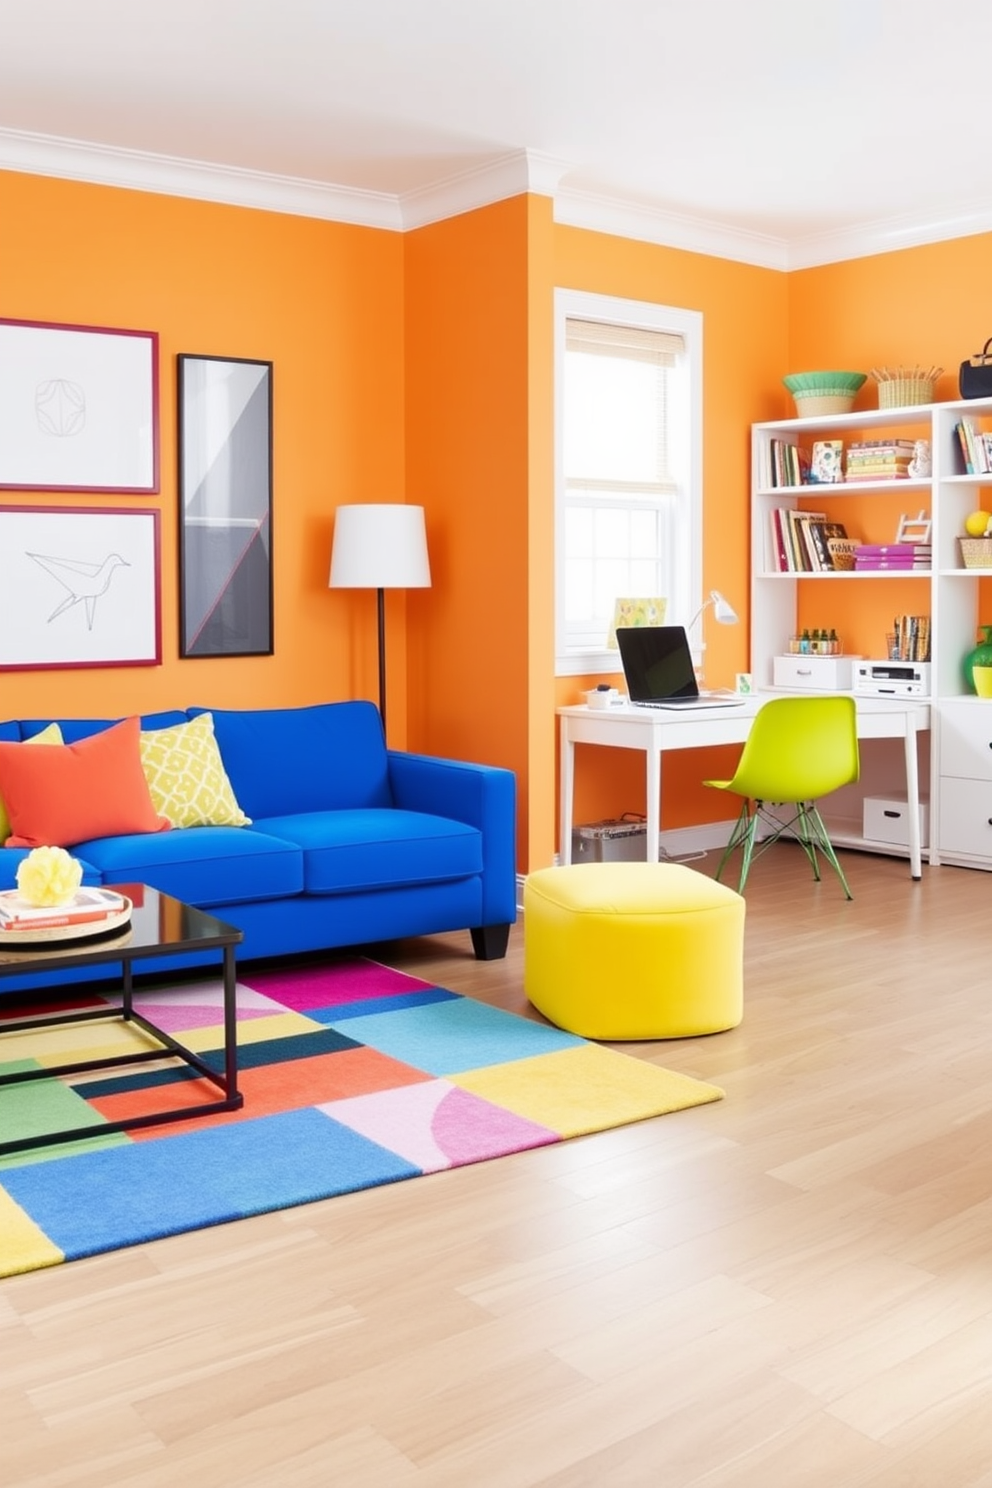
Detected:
left=752, top=394, right=992, bottom=872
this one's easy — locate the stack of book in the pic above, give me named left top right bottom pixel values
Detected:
left=845, top=439, right=916, bottom=480
left=768, top=510, right=852, bottom=572
left=0, top=886, right=127, bottom=933
left=767, top=439, right=809, bottom=488
left=891, top=615, right=931, bottom=663
left=955, top=417, right=992, bottom=474
left=854, top=542, right=932, bottom=572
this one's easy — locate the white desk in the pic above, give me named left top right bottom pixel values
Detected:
left=558, top=692, right=931, bottom=879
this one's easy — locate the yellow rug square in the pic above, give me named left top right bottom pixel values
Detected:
left=451, top=1042, right=723, bottom=1139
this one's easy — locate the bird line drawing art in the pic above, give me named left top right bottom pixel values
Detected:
left=27, top=550, right=130, bottom=630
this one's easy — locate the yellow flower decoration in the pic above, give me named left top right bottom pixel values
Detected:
left=16, top=845, right=84, bottom=907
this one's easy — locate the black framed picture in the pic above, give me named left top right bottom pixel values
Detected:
left=177, top=354, right=273, bottom=658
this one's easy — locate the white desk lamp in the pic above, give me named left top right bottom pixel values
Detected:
left=688, top=589, right=738, bottom=686
left=688, top=589, right=739, bottom=633
left=329, top=504, right=431, bottom=734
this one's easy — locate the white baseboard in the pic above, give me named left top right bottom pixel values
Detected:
left=517, top=819, right=748, bottom=905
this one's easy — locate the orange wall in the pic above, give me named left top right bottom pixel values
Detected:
left=403, top=196, right=537, bottom=862
left=787, top=234, right=992, bottom=655
left=546, top=224, right=787, bottom=844
left=4, top=165, right=990, bottom=875
left=0, top=170, right=407, bottom=726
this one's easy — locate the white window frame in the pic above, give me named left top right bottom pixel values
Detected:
left=554, top=288, right=703, bottom=677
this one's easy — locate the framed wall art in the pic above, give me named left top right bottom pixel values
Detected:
left=0, top=506, right=161, bottom=670
left=178, top=354, right=273, bottom=658
left=0, top=318, right=159, bottom=492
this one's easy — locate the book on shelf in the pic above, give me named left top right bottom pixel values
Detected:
left=891, top=614, right=931, bottom=663
left=0, top=886, right=127, bottom=931
left=809, top=439, right=844, bottom=484
left=786, top=509, right=827, bottom=571
left=808, top=520, right=850, bottom=570
left=955, top=417, right=991, bottom=475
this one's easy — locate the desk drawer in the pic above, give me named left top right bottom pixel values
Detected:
left=939, top=700, right=992, bottom=782
left=773, top=655, right=858, bottom=691
left=938, top=777, right=992, bottom=859
left=863, top=794, right=929, bottom=848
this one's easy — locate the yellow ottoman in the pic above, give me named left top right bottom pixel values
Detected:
left=524, top=862, right=744, bottom=1040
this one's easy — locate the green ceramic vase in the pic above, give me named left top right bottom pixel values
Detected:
left=962, top=624, right=992, bottom=692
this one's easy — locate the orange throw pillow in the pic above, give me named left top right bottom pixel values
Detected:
left=0, top=716, right=171, bottom=848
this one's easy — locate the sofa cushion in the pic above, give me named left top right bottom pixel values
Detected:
left=0, top=846, right=102, bottom=893
left=192, top=700, right=392, bottom=820
left=140, top=712, right=251, bottom=828
left=253, top=808, right=483, bottom=894
left=20, top=711, right=189, bottom=744
left=0, top=722, right=63, bottom=844
left=76, top=826, right=304, bottom=908
left=0, top=717, right=171, bottom=849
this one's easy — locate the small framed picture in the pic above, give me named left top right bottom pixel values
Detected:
left=0, top=318, right=159, bottom=492
left=735, top=672, right=753, bottom=695
left=0, top=506, right=161, bottom=670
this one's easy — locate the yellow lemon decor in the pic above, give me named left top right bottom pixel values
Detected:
left=16, top=845, right=84, bottom=906
left=964, top=510, right=992, bottom=537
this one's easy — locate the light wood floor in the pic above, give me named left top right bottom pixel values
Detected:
left=3, top=846, right=991, bottom=1487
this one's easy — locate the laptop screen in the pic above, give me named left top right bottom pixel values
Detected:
left=615, top=625, right=699, bottom=702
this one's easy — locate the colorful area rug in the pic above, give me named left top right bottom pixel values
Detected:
left=0, top=958, right=723, bottom=1278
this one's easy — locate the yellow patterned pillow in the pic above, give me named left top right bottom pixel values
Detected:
left=139, top=713, right=251, bottom=829
left=0, top=722, right=63, bottom=844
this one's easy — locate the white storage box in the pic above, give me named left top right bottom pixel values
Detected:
left=863, top=794, right=929, bottom=849
left=773, top=654, right=859, bottom=691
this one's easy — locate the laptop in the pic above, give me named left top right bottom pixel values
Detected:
left=615, top=625, right=746, bottom=709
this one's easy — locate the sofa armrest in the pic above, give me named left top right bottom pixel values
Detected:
left=387, top=752, right=517, bottom=927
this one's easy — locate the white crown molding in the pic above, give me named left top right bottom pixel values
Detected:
left=552, top=185, right=791, bottom=271
left=785, top=200, right=992, bottom=270
left=2, top=125, right=990, bottom=269
left=0, top=126, right=405, bottom=230
left=399, top=148, right=571, bottom=229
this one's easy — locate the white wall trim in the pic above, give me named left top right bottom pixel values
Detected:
left=3, top=125, right=990, bottom=268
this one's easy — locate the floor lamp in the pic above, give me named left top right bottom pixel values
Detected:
left=329, top=504, right=431, bottom=735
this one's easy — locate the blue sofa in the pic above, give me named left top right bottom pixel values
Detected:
left=0, top=700, right=517, bottom=990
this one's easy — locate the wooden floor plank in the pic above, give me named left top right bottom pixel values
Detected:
left=2, top=845, right=990, bottom=1485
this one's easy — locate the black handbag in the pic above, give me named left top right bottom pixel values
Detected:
left=959, top=339, right=992, bottom=399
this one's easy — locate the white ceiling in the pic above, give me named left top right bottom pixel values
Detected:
left=3, top=0, right=992, bottom=269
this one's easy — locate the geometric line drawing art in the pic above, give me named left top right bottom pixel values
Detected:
left=178, top=355, right=273, bottom=658
left=0, top=318, right=158, bottom=492
left=35, top=377, right=86, bottom=437
left=29, top=550, right=130, bottom=629
left=0, top=507, right=161, bottom=670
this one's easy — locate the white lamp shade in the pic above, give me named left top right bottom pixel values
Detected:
left=329, top=504, right=431, bottom=589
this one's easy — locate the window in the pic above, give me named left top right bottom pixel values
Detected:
left=554, top=290, right=702, bottom=676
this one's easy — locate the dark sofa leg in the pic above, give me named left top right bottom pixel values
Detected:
left=470, top=923, right=511, bottom=960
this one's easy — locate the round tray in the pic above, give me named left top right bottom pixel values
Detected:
left=0, top=897, right=132, bottom=947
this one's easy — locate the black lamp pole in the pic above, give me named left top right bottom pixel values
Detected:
left=376, top=586, right=387, bottom=732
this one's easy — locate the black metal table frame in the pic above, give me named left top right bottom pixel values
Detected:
left=0, top=894, right=244, bottom=1156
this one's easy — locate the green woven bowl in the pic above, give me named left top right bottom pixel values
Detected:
left=783, top=371, right=867, bottom=396
left=783, top=370, right=867, bottom=416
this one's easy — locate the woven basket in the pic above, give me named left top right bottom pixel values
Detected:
left=959, top=537, right=992, bottom=569
left=877, top=376, right=937, bottom=409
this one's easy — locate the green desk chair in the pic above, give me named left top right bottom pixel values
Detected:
left=703, top=695, right=860, bottom=898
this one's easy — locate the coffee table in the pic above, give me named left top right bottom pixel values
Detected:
left=0, top=884, right=244, bottom=1156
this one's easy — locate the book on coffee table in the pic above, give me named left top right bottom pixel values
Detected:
left=0, top=886, right=127, bottom=931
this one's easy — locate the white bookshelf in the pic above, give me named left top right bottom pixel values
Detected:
left=751, top=395, right=992, bottom=869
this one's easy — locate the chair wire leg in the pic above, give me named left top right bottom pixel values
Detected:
left=735, top=807, right=760, bottom=893
left=713, top=803, right=750, bottom=884
left=805, top=803, right=854, bottom=900
left=794, top=801, right=822, bottom=881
